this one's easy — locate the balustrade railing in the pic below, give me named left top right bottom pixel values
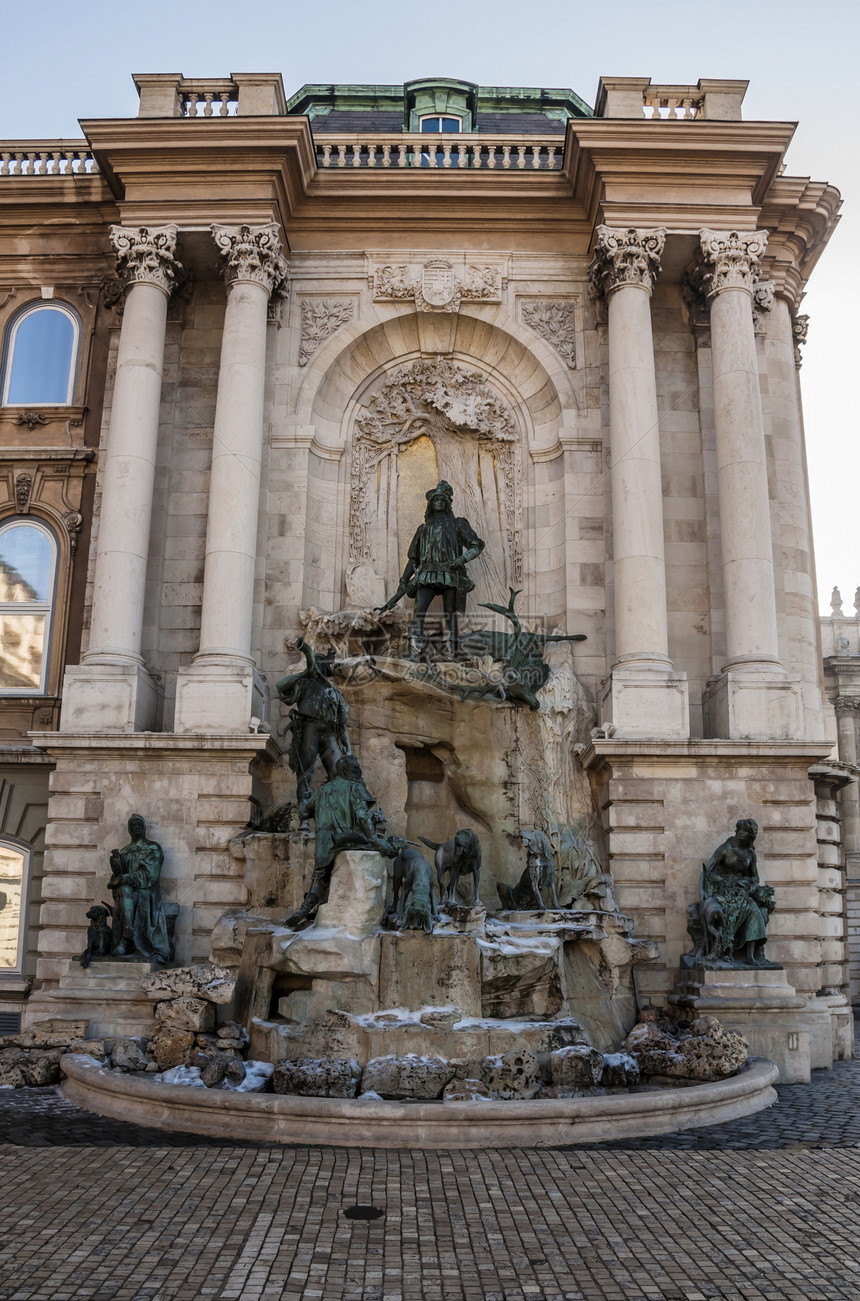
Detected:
left=0, top=143, right=98, bottom=175
left=642, top=87, right=702, bottom=119
left=180, top=80, right=239, bottom=117
left=316, top=133, right=564, bottom=171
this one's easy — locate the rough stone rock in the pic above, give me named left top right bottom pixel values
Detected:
left=273, top=1057, right=361, bottom=1099
left=211, top=1037, right=245, bottom=1052
left=549, top=1045, right=605, bottom=1090
left=223, top=1060, right=274, bottom=1093
left=361, top=1054, right=454, bottom=1100
left=217, top=1021, right=248, bottom=1042
left=623, top=1016, right=748, bottom=1082
left=0, top=1049, right=27, bottom=1088
left=150, top=1029, right=196, bottom=1071
left=6, top=1020, right=87, bottom=1049
left=480, top=949, right=564, bottom=1020
left=419, top=1007, right=460, bottom=1030
left=140, top=965, right=236, bottom=1005
left=69, top=1039, right=107, bottom=1061
left=201, top=1055, right=228, bottom=1088
left=155, top=997, right=215, bottom=1033
left=20, top=1048, right=64, bottom=1087
left=110, top=1039, right=150, bottom=1072
left=480, top=1049, right=540, bottom=1100
left=601, top=1052, right=641, bottom=1088
left=442, top=1077, right=492, bottom=1102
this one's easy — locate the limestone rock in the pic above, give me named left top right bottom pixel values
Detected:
left=0, top=1047, right=63, bottom=1087
left=69, top=1039, right=107, bottom=1061
left=201, top=1055, right=228, bottom=1087
left=155, top=997, right=216, bottom=1033
left=601, top=1052, right=641, bottom=1087
left=217, top=1021, right=248, bottom=1042
left=140, top=965, right=236, bottom=1005
left=6, top=1020, right=87, bottom=1049
left=480, top=1049, right=540, bottom=1100
left=443, top=1077, right=492, bottom=1102
left=273, top=1057, right=361, bottom=1099
left=314, top=849, right=387, bottom=937
left=150, top=1029, right=196, bottom=1071
left=361, top=1054, right=453, bottom=1100
left=623, top=1015, right=748, bottom=1082
left=223, top=1060, right=274, bottom=1093
left=211, top=1037, right=245, bottom=1052
left=111, top=1038, right=150, bottom=1072
left=0, top=1049, right=27, bottom=1088
left=549, top=1045, right=605, bottom=1090
left=480, top=948, right=563, bottom=1020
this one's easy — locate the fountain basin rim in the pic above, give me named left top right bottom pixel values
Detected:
left=60, top=1054, right=778, bottom=1149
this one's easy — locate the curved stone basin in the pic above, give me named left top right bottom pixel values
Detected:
left=61, top=1053, right=778, bottom=1149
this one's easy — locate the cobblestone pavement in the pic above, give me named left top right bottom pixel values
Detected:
left=3, top=1060, right=860, bottom=1300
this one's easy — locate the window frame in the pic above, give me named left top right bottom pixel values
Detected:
left=0, top=517, right=59, bottom=697
left=418, top=114, right=463, bottom=134
left=0, top=836, right=31, bottom=977
left=1, top=300, right=81, bottom=408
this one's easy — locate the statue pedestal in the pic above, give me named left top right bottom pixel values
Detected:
left=21, top=957, right=161, bottom=1039
left=668, top=963, right=823, bottom=1083
left=315, top=850, right=388, bottom=938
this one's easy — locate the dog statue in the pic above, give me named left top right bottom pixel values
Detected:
left=497, top=830, right=561, bottom=911
left=391, top=844, right=439, bottom=934
left=419, top=828, right=482, bottom=909
left=80, top=902, right=113, bottom=968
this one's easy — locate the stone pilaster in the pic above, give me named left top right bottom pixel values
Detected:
left=174, top=224, right=288, bottom=733
left=590, top=226, right=689, bottom=739
left=697, top=230, right=801, bottom=740
left=61, top=225, right=182, bottom=732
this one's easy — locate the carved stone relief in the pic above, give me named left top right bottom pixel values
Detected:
left=110, top=225, right=182, bottom=295
left=751, top=281, right=775, bottom=333
left=372, top=258, right=504, bottom=312
left=520, top=300, right=577, bottom=368
left=14, top=474, right=32, bottom=509
left=349, top=359, right=522, bottom=602
left=299, top=298, right=355, bottom=365
left=793, top=313, right=809, bottom=366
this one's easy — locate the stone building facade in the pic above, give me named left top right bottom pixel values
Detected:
left=0, top=72, right=850, bottom=1063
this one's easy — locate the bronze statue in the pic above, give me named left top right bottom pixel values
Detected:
left=498, top=830, right=561, bottom=911
left=377, top=480, right=484, bottom=659
left=108, top=814, right=170, bottom=963
left=686, top=818, right=777, bottom=968
left=460, top=588, right=586, bottom=710
left=286, top=756, right=397, bottom=928
left=419, top=828, right=482, bottom=909
left=276, top=637, right=350, bottom=826
left=390, top=844, right=439, bottom=933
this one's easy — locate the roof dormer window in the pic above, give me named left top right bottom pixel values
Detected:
left=419, top=115, right=462, bottom=133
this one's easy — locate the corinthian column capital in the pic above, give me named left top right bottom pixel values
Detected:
left=698, top=229, right=768, bottom=296
left=589, top=226, right=666, bottom=297
left=110, top=224, right=181, bottom=295
left=211, top=223, right=289, bottom=297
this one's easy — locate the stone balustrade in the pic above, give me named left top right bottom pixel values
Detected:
left=316, top=135, right=563, bottom=170
left=0, top=143, right=97, bottom=175
left=642, top=87, right=701, bottom=119
left=180, top=81, right=238, bottom=117
left=596, top=77, right=747, bottom=121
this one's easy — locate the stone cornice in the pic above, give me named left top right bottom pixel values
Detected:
left=110, top=223, right=181, bottom=294
left=589, top=225, right=665, bottom=297
left=211, top=223, right=288, bottom=296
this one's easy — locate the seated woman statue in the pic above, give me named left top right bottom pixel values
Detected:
left=698, top=817, right=777, bottom=967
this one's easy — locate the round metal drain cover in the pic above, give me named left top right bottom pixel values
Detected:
left=343, top=1205, right=384, bottom=1220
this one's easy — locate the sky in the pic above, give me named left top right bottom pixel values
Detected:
left=3, top=0, right=857, bottom=613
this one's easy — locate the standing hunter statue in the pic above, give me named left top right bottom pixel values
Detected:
left=377, top=480, right=485, bottom=659
left=276, top=638, right=350, bottom=827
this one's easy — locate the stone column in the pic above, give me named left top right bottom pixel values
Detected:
left=836, top=704, right=860, bottom=868
left=590, top=226, right=689, bottom=739
left=61, top=225, right=182, bottom=732
left=698, top=230, right=802, bottom=740
left=174, top=223, right=288, bottom=733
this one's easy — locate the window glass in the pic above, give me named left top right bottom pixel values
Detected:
left=0, top=521, right=56, bottom=693
left=3, top=304, right=78, bottom=406
left=419, top=116, right=461, bottom=133
left=0, top=843, right=26, bottom=971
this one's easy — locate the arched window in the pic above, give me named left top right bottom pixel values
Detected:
left=0, top=840, right=29, bottom=973
left=0, top=519, right=57, bottom=694
left=1, top=302, right=80, bottom=406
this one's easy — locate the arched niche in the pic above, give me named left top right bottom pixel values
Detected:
left=297, top=312, right=576, bottom=616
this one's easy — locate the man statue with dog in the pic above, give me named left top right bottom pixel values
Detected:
left=106, top=813, right=171, bottom=964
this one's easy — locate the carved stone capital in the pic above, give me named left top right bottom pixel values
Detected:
left=110, top=225, right=181, bottom=295
left=211, top=223, right=289, bottom=297
left=589, top=226, right=666, bottom=297
left=697, top=229, right=768, bottom=297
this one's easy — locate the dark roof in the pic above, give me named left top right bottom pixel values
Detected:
left=310, top=110, right=568, bottom=135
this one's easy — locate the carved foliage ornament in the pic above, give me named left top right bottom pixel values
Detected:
left=589, top=226, right=666, bottom=297
left=698, top=229, right=768, bottom=296
left=751, top=281, right=775, bottom=333
left=521, top=301, right=577, bottom=368
left=211, top=223, right=289, bottom=298
left=299, top=298, right=355, bottom=365
left=793, top=313, right=809, bottom=366
left=110, top=225, right=182, bottom=295
left=350, top=358, right=522, bottom=583
left=15, top=474, right=32, bottom=509
left=373, top=258, right=503, bottom=312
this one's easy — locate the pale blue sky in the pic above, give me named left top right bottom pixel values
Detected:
left=3, top=0, right=856, bottom=612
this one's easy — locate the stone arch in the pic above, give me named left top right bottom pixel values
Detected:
left=296, top=311, right=579, bottom=617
